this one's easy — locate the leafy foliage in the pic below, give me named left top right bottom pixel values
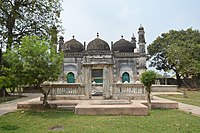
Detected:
left=167, top=43, right=200, bottom=77
left=3, top=36, right=63, bottom=105
left=148, top=28, right=200, bottom=86
left=4, top=36, right=63, bottom=87
left=140, top=71, right=157, bottom=92
left=0, top=0, right=63, bottom=48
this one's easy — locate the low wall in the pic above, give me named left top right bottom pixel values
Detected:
left=152, top=85, right=178, bottom=92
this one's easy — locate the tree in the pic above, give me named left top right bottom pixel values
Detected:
left=0, top=0, right=62, bottom=48
left=140, top=71, right=157, bottom=109
left=148, top=28, right=200, bottom=86
left=4, top=36, right=63, bottom=107
left=0, top=0, right=63, bottom=96
left=167, top=42, right=200, bottom=89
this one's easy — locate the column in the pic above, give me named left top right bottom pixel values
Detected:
left=83, top=65, right=91, bottom=99
left=103, top=65, right=111, bottom=99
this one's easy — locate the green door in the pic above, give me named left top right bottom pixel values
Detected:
left=67, top=72, right=75, bottom=83
left=122, top=72, right=130, bottom=83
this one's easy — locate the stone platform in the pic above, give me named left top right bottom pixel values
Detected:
left=75, top=100, right=148, bottom=116
left=17, top=98, right=178, bottom=116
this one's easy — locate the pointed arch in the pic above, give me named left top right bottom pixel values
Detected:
left=66, top=72, right=75, bottom=83
left=122, top=72, right=130, bottom=83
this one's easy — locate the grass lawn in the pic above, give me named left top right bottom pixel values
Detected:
left=157, top=91, right=200, bottom=107
left=0, top=110, right=199, bottom=133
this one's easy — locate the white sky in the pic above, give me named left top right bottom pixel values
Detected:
left=60, top=0, right=200, bottom=46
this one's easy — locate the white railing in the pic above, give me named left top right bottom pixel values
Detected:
left=41, top=83, right=84, bottom=95
left=114, top=83, right=145, bottom=94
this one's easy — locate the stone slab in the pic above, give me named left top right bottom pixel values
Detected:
left=75, top=101, right=148, bottom=116
left=40, top=95, right=88, bottom=101
left=90, top=100, right=132, bottom=105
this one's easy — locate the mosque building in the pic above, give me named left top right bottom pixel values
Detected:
left=58, top=25, right=147, bottom=98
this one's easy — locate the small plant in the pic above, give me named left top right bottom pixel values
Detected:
left=140, top=70, right=157, bottom=109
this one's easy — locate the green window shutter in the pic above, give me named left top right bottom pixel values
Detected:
left=122, top=72, right=130, bottom=83
left=67, top=72, right=75, bottom=83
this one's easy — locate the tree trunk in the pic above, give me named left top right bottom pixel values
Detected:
left=39, top=83, right=50, bottom=108
left=147, top=87, right=152, bottom=109
left=176, top=72, right=181, bottom=87
left=42, top=92, right=49, bottom=108
left=0, top=88, right=10, bottom=97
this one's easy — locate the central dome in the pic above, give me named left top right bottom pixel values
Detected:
left=87, top=34, right=110, bottom=51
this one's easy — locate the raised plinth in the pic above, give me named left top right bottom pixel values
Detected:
left=152, top=85, right=178, bottom=92
left=75, top=100, right=148, bottom=116
left=90, top=100, right=132, bottom=105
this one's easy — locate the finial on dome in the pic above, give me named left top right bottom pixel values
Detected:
left=121, top=35, right=123, bottom=39
left=72, top=35, right=75, bottom=39
left=139, top=24, right=144, bottom=30
left=97, top=33, right=99, bottom=38
left=131, top=33, right=136, bottom=39
left=59, top=36, right=64, bottom=40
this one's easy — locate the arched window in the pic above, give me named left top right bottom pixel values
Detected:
left=66, top=72, right=75, bottom=83
left=122, top=72, right=130, bottom=83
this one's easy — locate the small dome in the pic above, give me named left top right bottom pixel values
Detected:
left=87, top=34, right=110, bottom=51
left=64, top=38, right=84, bottom=52
left=113, top=37, right=134, bottom=52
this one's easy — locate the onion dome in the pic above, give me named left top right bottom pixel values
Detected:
left=112, top=36, right=135, bottom=52
left=87, top=33, right=110, bottom=51
left=64, top=36, right=84, bottom=52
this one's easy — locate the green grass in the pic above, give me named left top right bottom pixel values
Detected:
left=0, top=110, right=199, bottom=133
left=157, top=91, right=200, bottom=107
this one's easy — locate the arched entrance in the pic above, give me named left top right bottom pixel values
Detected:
left=122, top=72, right=130, bottom=83
left=66, top=72, right=75, bottom=83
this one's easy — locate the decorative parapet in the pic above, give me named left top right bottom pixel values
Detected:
left=64, top=52, right=83, bottom=58
left=85, top=50, right=112, bottom=55
left=114, top=83, right=145, bottom=94
left=41, top=83, right=84, bottom=96
left=113, top=52, right=139, bottom=58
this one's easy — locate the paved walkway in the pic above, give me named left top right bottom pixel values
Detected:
left=153, top=96, right=200, bottom=116
left=0, top=93, right=41, bottom=116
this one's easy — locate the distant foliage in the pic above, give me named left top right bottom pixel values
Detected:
left=148, top=28, right=200, bottom=86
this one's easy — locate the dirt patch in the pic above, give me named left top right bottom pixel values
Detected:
left=48, top=125, right=64, bottom=131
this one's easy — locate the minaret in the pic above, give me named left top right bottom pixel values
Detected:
left=138, top=25, right=147, bottom=76
left=58, top=36, right=64, bottom=52
left=131, top=33, right=136, bottom=50
left=138, top=24, right=146, bottom=54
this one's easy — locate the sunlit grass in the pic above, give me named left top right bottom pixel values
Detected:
left=158, top=90, right=200, bottom=107
left=0, top=109, right=199, bottom=133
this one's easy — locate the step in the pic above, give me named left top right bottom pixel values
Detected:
left=57, top=105, right=76, bottom=111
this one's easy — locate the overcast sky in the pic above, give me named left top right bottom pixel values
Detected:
left=60, top=0, right=200, bottom=46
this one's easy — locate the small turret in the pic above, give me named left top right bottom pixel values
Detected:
left=131, top=33, right=136, bottom=49
left=59, top=36, right=64, bottom=52
left=138, top=24, right=145, bottom=44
